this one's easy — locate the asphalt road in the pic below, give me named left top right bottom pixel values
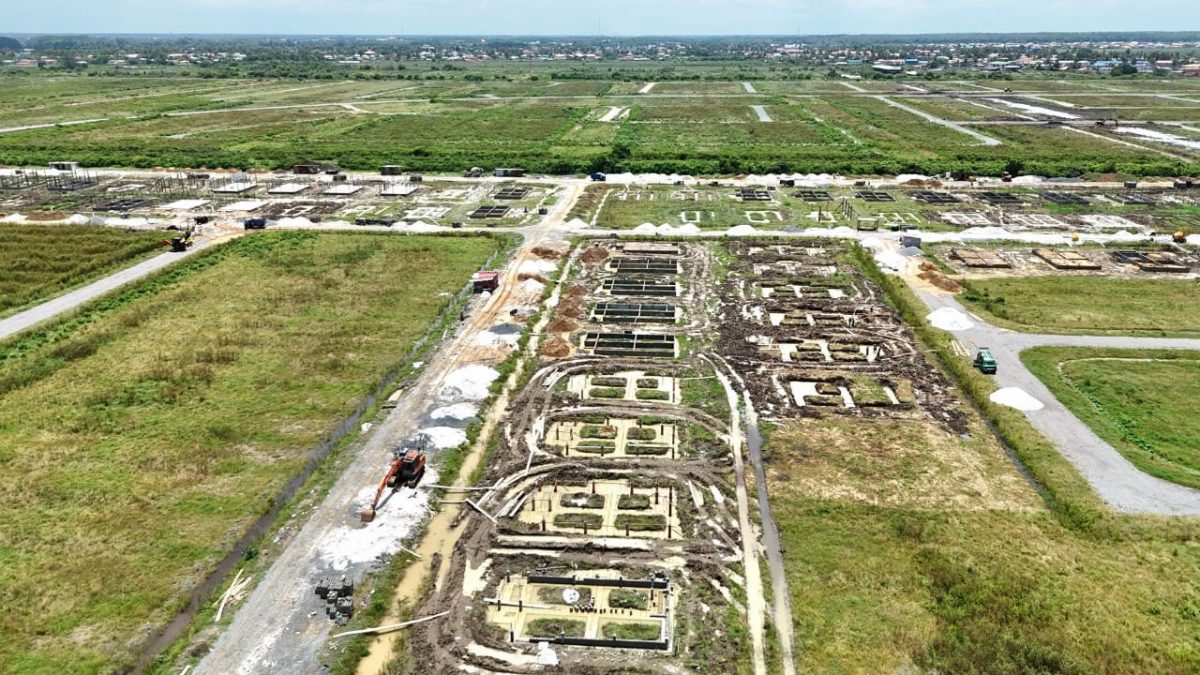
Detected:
left=914, top=285, right=1200, bottom=516
left=0, top=241, right=212, bottom=341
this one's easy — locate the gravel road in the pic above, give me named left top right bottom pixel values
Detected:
left=0, top=241, right=213, bottom=341
left=914, top=286, right=1200, bottom=516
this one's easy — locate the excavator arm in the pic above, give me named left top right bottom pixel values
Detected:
left=360, top=458, right=403, bottom=523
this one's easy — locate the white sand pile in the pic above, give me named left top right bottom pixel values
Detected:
left=398, top=221, right=449, bottom=233
left=873, top=250, right=906, bottom=273
left=101, top=217, right=152, bottom=228
left=420, top=426, right=468, bottom=449
left=438, top=364, right=500, bottom=402
left=675, top=223, right=701, bottom=235
left=727, top=224, right=758, bottom=236
left=633, top=223, right=659, bottom=234
left=519, top=278, right=545, bottom=294
left=66, top=214, right=89, bottom=225
left=430, top=403, right=479, bottom=421
left=1, top=213, right=28, bottom=223
left=989, top=387, right=1044, bottom=411
left=1011, top=175, right=1046, bottom=185
left=519, top=259, right=558, bottom=276
left=564, top=218, right=590, bottom=230
left=276, top=217, right=315, bottom=227
left=926, top=307, right=974, bottom=331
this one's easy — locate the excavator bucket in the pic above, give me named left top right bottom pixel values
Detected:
left=360, top=506, right=376, bottom=523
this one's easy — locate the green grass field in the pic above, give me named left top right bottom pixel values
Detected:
left=768, top=413, right=1200, bottom=673
left=960, top=276, right=1200, bottom=336
left=0, top=223, right=165, bottom=317
left=1, top=73, right=1199, bottom=176
left=777, top=498, right=1200, bottom=673
left=1024, top=348, right=1200, bottom=488
left=0, top=231, right=503, bottom=673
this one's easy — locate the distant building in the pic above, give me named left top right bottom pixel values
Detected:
left=1184, top=64, right=1200, bottom=77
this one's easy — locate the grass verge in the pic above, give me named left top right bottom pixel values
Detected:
left=1023, top=347, right=1200, bottom=490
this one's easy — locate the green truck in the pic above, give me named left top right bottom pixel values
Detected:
left=974, top=348, right=997, bottom=374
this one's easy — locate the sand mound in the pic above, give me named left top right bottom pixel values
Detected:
left=28, top=211, right=67, bottom=222
left=990, top=387, right=1044, bottom=411
left=917, top=262, right=963, bottom=293
left=546, top=317, right=579, bottom=333
left=926, top=307, right=973, bottom=331
left=565, top=284, right=588, bottom=299
left=532, top=244, right=567, bottom=260
left=580, top=246, right=610, bottom=264
left=518, top=272, right=549, bottom=284
left=540, top=337, right=571, bottom=358
left=557, top=298, right=584, bottom=319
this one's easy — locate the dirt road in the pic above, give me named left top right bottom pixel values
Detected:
left=711, top=361, right=769, bottom=675
left=194, top=183, right=582, bottom=675
left=739, top=389, right=797, bottom=675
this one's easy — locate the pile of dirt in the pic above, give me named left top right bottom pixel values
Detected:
left=540, top=337, right=571, bottom=358
left=580, top=246, right=610, bottom=264
left=900, top=178, right=943, bottom=188
left=27, top=211, right=66, bottom=222
left=545, top=317, right=579, bottom=333
left=557, top=298, right=584, bottom=319
left=518, top=272, right=549, bottom=284
left=917, top=262, right=964, bottom=293
left=531, top=245, right=566, bottom=260
left=565, top=284, right=588, bottom=299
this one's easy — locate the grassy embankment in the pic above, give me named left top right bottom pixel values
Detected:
left=0, top=231, right=502, bottom=673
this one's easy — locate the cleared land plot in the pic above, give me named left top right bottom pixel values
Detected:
left=959, top=276, right=1200, bottom=336
left=639, top=81, right=751, bottom=95
left=1104, top=107, right=1200, bottom=122
left=1050, top=95, right=1200, bottom=109
left=892, top=96, right=1021, bottom=121
left=1024, top=347, right=1200, bottom=489
left=0, top=223, right=165, bottom=317
left=0, top=232, right=501, bottom=673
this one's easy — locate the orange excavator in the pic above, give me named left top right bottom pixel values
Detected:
left=361, top=435, right=430, bottom=523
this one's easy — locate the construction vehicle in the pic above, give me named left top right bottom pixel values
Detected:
left=361, top=435, right=430, bottom=523
left=472, top=270, right=500, bottom=293
left=590, top=172, right=607, bottom=182
left=163, top=225, right=196, bottom=252
left=974, top=347, right=997, bottom=374
left=243, top=217, right=267, bottom=230
left=1174, top=230, right=1187, bottom=244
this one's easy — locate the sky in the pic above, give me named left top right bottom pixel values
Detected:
left=6, top=0, right=1199, bottom=37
